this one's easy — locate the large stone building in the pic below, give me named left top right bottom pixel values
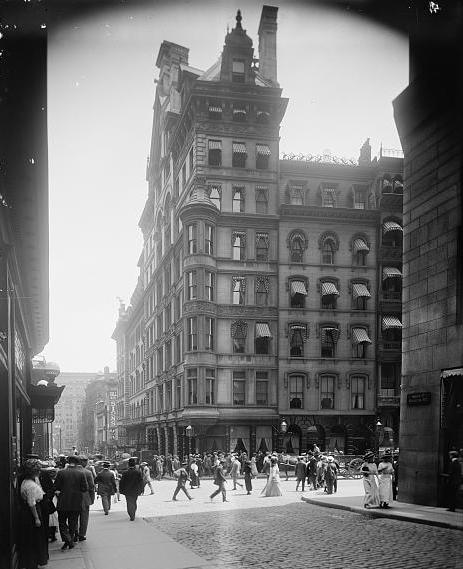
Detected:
left=113, top=6, right=404, bottom=458
left=393, top=3, right=463, bottom=506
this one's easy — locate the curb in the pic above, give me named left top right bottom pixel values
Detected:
left=300, top=496, right=463, bottom=531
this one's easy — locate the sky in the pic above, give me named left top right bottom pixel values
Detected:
left=40, top=0, right=408, bottom=373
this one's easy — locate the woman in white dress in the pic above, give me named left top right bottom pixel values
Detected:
left=377, top=452, right=394, bottom=508
left=361, top=451, right=380, bottom=508
left=262, top=457, right=282, bottom=497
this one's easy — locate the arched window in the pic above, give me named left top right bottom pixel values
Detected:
left=289, top=278, right=308, bottom=308
left=322, top=239, right=335, bottom=265
left=352, top=236, right=370, bottom=266
left=255, top=275, right=270, bottom=306
left=288, top=230, right=307, bottom=263
left=320, top=326, right=339, bottom=358
left=289, top=374, right=304, bottom=408
left=351, top=327, right=372, bottom=359
left=382, top=219, right=403, bottom=247
left=289, top=324, right=307, bottom=357
left=320, top=375, right=335, bottom=409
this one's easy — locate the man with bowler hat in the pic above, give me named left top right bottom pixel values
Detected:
left=95, top=461, right=117, bottom=515
left=119, top=457, right=144, bottom=520
left=75, top=456, right=95, bottom=541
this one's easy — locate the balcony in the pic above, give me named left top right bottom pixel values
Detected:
left=378, top=389, right=400, bottom=407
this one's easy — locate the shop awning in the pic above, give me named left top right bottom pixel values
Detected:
left=208, top=140, right=222, bottom=150
left=382, top=316, right=403, bottom=330
left=352, top=328, right=372, bottom=344
left=321, top=282, right=339, bottom=297
left=352, top=283, right=371, bottom=299
left=232, top=142, right=247, bottom=154
left=321, top=327, right=339, bottom=343
left=383, top=221, right=403, bottom=234
left=382, top=267, right=402, bottom=280
left=256, top=144, right=271, bottom=156
left=353, top=238, right=369, bottom=253
left=441, top=368, right=463, bottom=378
left=291, top=280, right=307, bottom=296
left=256, top=323, right=272, bottom=338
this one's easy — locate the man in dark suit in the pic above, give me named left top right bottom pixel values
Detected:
left=54, top=455, right=88, bottom=550
left=95, top=461, right=117, bottom=515
left=209, top=459, right=228, bottom=502
left=74, top=456, right=95, bottom=541
left=119, top=457, right=144, bottom=520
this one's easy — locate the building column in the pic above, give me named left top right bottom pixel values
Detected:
left=163, top=425, right=169, bottom=456
left=172, top=424, right=177, bottom=456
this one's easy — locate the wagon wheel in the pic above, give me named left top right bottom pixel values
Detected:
left=348, top=457, right=364, bottom=479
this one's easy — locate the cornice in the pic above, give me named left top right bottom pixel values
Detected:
left=217, top=305, right=278, bottom=318
left=279, top=205, right=379, bottom=223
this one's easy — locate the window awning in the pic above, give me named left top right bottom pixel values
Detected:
left=321, top=282, right=339, bottom=297
left=256, top=144, right=271, bottom=156
left=382, top=316, right=403, bottom=330
left=353, top=238, right=369, bottom=253
left=382, top=267, right=402, bottom=280
left=209, top=105, right=222, bottom=113
left=321, top=327, right=339, bottom=344
left=383, top=221, right=403, bottom=234
left=352, top=328, right=372, bottom=344
left=256, top=232, right=269, bottom=246
left=352, top=283, right=371, bottom=299
left=289, top=326, right=305, bottom=346
left=233, top=142, right=247, bottom=154
left=257, top=110, right=270, bottom=117
left=441, top=368, right=463, bottom=379
left=256, top=322, right=272, bottom=338
left=208, top=140, right=222, bottom=150
left=233, top=108, right=246, bottom=115
left=291, top=280, right=307, bottom=296
left=394, top=181, right=404, bottom=189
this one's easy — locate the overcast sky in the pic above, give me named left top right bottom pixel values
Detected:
left=40, top=0, right=408, bottom=373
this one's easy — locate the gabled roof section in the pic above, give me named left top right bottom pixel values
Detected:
left=198, top=57, right=222, bottom=82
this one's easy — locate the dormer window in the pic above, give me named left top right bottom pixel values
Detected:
left=232, top=59, right=245, bottom=83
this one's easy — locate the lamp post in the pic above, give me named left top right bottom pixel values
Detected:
left=185, top=425, right=193, bottom=459
left=277, top=418, right=288, bottom=452
left=375, top=419, right=383, bottom=458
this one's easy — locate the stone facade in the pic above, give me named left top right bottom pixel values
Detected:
left=113, top=7, right=404, bottom=459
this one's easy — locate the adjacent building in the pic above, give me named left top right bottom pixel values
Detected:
left=113, top=6, right=404, bottom=459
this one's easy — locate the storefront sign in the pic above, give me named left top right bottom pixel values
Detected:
left=407, top=392, right=432, bottom=406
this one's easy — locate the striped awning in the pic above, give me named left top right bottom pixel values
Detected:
left=256, top=322, right=272, bottom=338
left=383, top=221, right=403, bottom=234
left=209, top=105, right=222, bottom=113
left=394, top=181, right=404, bottom=190
left=291, top=280, right=307, bottom=296
left=233, top=142, right=247, bottom=154
left=441, top=368, right=463, bottom=378
left=321, top=282, right=339, bottom=297
left=257, top=110, right=270, bottom=117
left=321, top=327, right=339, bottom=344
left=256, top=144, right=271, bottom=156
left=353, top=238, right=369, bottom=253
left=208, top=140, right=222, bottom=150
left=233, top=108, right=246, bottom=115
left=352, top=328, right=372, bottom=344
left=382, top=316, right=403, bottom=330
left=352, top=283, right=371, bottom=299
left=382, top=267, right=402, bottom=280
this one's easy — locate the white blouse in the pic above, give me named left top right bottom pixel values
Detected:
left=21, top=477, right=44, bottom=507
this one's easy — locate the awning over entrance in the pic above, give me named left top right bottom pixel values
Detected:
left=441, top=368, right=463, bottom=378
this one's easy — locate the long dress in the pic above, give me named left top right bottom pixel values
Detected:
left=361, top=461, right=380, bottom=508
left=377, top=461, right=394, bottom=506
left=250, top=457, right=258, bottom=477
left=262, top=464, right=283, bottom=497
left=19, top=477, right=49, bottom=569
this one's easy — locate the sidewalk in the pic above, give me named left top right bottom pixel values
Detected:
left=47, top=511, right=216, bottom=569
left=301, top=482, right=463, bottom=531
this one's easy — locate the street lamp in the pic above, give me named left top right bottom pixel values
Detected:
left=185, top=425, right=193, bottom=458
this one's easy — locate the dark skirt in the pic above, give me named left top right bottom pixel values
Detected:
left=19, top=500, right=49, bottom=569
left=244, top=473, right=252, bottom=492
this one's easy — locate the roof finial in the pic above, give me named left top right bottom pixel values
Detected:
left=236, top=10, right=242, bottom=29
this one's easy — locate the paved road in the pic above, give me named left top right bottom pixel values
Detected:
left=146, top=504, right=462, bottom=569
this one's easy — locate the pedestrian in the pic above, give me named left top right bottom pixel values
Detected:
left=109, top=463, right=121, bottom=502
left=361, top=451, right=380, bottom=509
left=250, top=454, right=259, bottom=477
left=261, top=456, right=282, bottom=497
left=54, top=455, right=88, bottom=550
left=18, top=458, right=49, bottom=569
left=378, top=452, right=394, bottom=508
left=165, top=454, right=174, bottom=478
left=155, top=455, right=163, bottom=481
left=72, top=456, right=95, bottom=542
left=280, top=453, right=290, bottom=481
left=95, top=461, right=117, bottom=515
left=306, top=451, right=318, bottom=490
left=189, top=459, right=199, bottom=488
left=392, top=450, right=399, bottom=500
left=230, top=455, right=243, bottom=490
left=210, top=459, right=228, bottom=502
left=242, top=455, right=253, bottom=495
left=295, top=456, right=306, bottom=492
left=447, top=450, right=462, bottom=512
left=172, top=461, right=193, bottom=501
left=262, top=452, right=271, bottom=478
left=140, top=462, right=154, bottom=495
left=119, top=457, right=144, bottom=520
left=324, top=456, right=338, bottom=495
left=172, top=454, right=181, bottom=471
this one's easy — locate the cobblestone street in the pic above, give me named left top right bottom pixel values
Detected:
left=146, top=502, right=463, bottom=569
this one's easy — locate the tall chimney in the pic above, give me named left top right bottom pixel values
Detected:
left=258, top=5, right=278, bottom=86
